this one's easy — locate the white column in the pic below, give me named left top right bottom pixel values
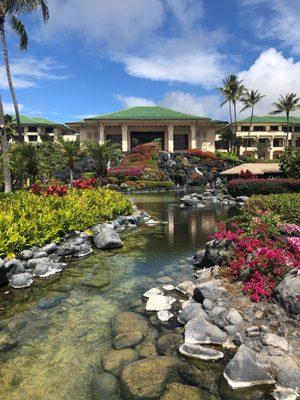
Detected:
left=99, top=123, right=105, bottom=144
left=190, top=123, right=197, bottom=149
left=122, top=123, right=128, bottom=152
left=168, top=124, right=174, bottom=152
left=37, top=127, right=42, bottom=143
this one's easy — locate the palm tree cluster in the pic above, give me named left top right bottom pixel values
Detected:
left=218, top=74, right=300, bottom=155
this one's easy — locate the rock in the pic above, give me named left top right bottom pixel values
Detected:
left=146, top=295, right=176, bottom=311
left=156, top=334, right=183, bottom=356
left=112, top=312, right=149, bottom=337
left=94, top=228, right=123, bottom=249
left=136, top=340, right=158, bottom=358
left=41, top=243, right=58, bottom=254
left=185, top=317, right=227, bottom=345
left=178, top=303, right=209, bottom=324
left=38, top=295, right=63, bottom=310
left=236, top=196, right=249, bottom=203
left=143, top=287, right=164, bottom=298
left=81, top=276, right=110, bottom=289
left=74, top=243, right=93, bottom=258
left=223, top=344, right=275, bottom=389
left=102, top=348, right=139, bottom=377
left=0, top=332, right=18, bottom=352
left=274, top=270, right=300, bottom=315
left=162, top=284, right=175, bottom=291
left=33, top=251, right=48, bottom=259
left=180, top=197, right=200, bottom=207
left=57, top=243, right=76, bottom=257
left=179, top=343, right=224, bottom=361
left=203, top=298, right=214, bottom=311
left=261, top=334, right=289, bottom=352
left=194, top=281, right=229, bottom=303
left=113, top=331, right=143, bottom=350
left=272, top=385, right=299, bottom=400
left=91, top=372, right=121, bottom=400
left=195, top=268, right=212, bottom=282
left=34, top=263, right=50, bottom=277
left=198, top=239, right=233, bottom=268
left=120, top=356, right=179, bottom=400
left=5, top=259, right=25, bottom=280
left=269, top=355, right=300, bottom=391
left=160, top=383, right=202, bottom=400
left=225, top=325, right=239, bottom=336
left=193, top=250, right=205, bottom=266
left=10, top=273, right=33, bottom=289
left=26, top=257, right=50, bottom=268
left=226, top=308, right=244, bottom=326
left=175, top=281, right=196, bottom=296
left=157, top=310, right=174, bottom=322
left=19, top=250, right=33, bottom=260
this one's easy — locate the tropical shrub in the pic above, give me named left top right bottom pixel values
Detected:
left=124, top=180, right=175, bottom=190
left=280, top=147, right=300, bottom=179
left=73, top=178, right=97, bottom=189
left=188, top=149, right=217, bottom=159
left=216, top=151, right=242, bottom=163
left=0, top=189, right=132, bottom=257
left=239, top=169, right=256, bottom=179
left=227, top=178, right=300, bottom=197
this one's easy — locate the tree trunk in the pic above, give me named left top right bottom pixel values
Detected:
left=228, top=101, right=233, bottom=124
left=0, top=95, right=12, bottom=193
left=285, top=113, right=290, bottom=148
left=0, top=21, right=23, bottom=143
left=70, top=168, right=74, bottom=187
left=244, top=107, right=254, bottom=154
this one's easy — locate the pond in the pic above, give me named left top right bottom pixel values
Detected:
left=0, top=192, right=237, bottom=400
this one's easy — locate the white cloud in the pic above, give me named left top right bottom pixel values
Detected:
left=239, top=0, right=300, bottom=55
left=0, top=57, right=69, bottom=89
left=239, top=48, right=300, bottom=116
left=115, top=95, right=156, bottom=108
left=3, top=102, right=24, bottom=114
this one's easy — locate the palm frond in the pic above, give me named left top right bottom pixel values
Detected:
left=9, top=15, right=28, bottom=50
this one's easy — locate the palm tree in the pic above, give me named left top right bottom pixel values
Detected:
left=11, top=142, right=39, bottom=185
left=55, top=137, right=81, bottom=186
left=0, top=1, right=49, bottom=142
left=0, top=95, right=12, bottom=192
left=218, top=74, right=245, bottom=144
left=240, top=89, right=265, bottom=153
left=270, top=93, right=300, bottom=147
left=4, top=114, right=17, bottom=141
left=84, top=140, right=121, bottom=186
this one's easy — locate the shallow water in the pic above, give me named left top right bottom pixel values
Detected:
left=0, top=192, right=237, bottom=400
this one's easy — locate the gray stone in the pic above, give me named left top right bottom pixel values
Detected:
left=57, top=242, right=77, bottom=257
left=19, top=250, right=33, bottom=260
left=272, top=386, right=299, bottom=400
left=38, top=296, right=63, bottom=310
left=225, top=325, right=239, bottom=336
left=143, top=287, right=164, bottom=298
left=10, top=273, right=33, bottom=289
left=178, top=303, right=209, bottom=325
left=94, top=228, right=123, bottom=250
left=113, top=331, right=143, bottom=350
left=185, top=317, right=227, bottom=345
left=180, top=197, right=200, bottom=207
left=226, top=308, right=244, bottom=325
left=102, top=348, right=139, bottom=376
left=157, top=310, right=174, bottom=322
left=261, top=334, right=289, bottom=352
left=223, top=344, right=275, bottom=389
left=27, top=257, right=50, bottom=268
left=202, top=298, right=214, bottom=311
left=146, top=295, right=176, bottom=311
left=91, top=372, right=121, bottom=400
left=156, top=333, right=183, bottom=356
left=194, top=282, right=229, bottom=303
left=175, top=281, right=196, bottom=296
left=179, top=343, right=224, bottom=361
left=5, top=259, right=25, bottom=280
left=269, top=356, right=300, bottom=391
left=236, top=196, right=249, bottom=203
left=41, top=243, right=58, bottom=254
left=33, top=251, right=48, bottom=259
left=74, top=243, right=93, bottom=258
left=274, top=270, right=300, bottom=315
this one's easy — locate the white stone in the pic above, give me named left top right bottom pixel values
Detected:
left=145, top=295, right=176, bottom=311
left=179, top=343, right=224, bottom=361
left=262, top=333, right=289, bottom=352
left=145, top=219, right=160, bottom=225
left=143, top=287, right=164, bottom=298
left=272, top=385, right=299, bottom=400
left=162, top=284, right=175, bottom=291
left=175, top=281, right=196, bottom=296
left=157, top=310, right=174, bottom=322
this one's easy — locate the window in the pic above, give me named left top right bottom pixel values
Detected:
left=106, top=134, right=122, bottom=147
left=202, top=132, right=207, bottom=139
left=296, top=139, right=300, bottom=147
left=258, top=138, right=269, bottom=144
left=174, top=134, right=188, bottom=151
left=273, top=138, right=284, bottom=147
left=28, top=126, right=38, bottom=133
left=242, top=138, right=255, bottom=147
left=270, top=125, right=279, bottom=131
left=241, top=126, right=249, bottom=132
left=93, top=132, right=99, bottom=139
left=28, top=135, right=38, bottom=142
left=294, top=126, right=300, bottom=133
left=283, top=126, right=292, bottom=132
left=253, top=126, right=266, bottom=131
left=215, top=140, right=227, bottom=150
left=45, top=127, right=54, bottom=134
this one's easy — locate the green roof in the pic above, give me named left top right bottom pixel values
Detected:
left=238, top=115, right=300, bottom=124
left=13, top=115, right=59, bottom=126
left=86, top=106, right=207, bottom=121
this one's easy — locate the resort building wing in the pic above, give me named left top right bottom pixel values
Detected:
left=67, top=106, right=226, bottom=152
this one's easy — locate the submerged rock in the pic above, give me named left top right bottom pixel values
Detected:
left=156, top=333, right=183, bottom=356
left=160, top=383, right=202, bottom=400
left=0, top=332, right=18, bottom=352
left=185, top=317, right=227, bottom=345
left=113, top=331, right=143, bottom=350
left=120, top=356, right=179, bottom=400
left=91, top=372, right=121, bottom=400
left=38, top=295, right=64, bottom=310
left=102, top=348, right=139, bottom=377
left=179, top=343, right=224, bottom=361
left=223, top=344, right=275, bottom=389
left=94, top=228, right=123, bottom=250
left=112, top=312, right=149, bottom=337
left=10, top=273, right=33, bottom=289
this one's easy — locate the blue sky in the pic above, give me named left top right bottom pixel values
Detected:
left=1, top=0, right=300, bottom=123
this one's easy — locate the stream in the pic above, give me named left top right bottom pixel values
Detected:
left=0, top=192, right=237, bottom=400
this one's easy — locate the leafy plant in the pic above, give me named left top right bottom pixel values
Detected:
left=280, top=147, right=300, bottom=179
left=227, top=178, right=300, bottom=197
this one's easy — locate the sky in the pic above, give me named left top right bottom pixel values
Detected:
left=1, top=0, right=300, bottom=123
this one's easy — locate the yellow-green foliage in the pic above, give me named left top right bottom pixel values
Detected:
left=0, top=189, right=133, bottom=257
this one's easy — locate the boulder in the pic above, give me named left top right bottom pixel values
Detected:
left=272, top=385, right=299, bottom=400
left=175, top=281, right=196, bottom=296
left=5, top=259, right=25, bottom=280
left=179, top=343, right=224, bottom=361
left=236, top=196, right=249, bottom=203
left=38, top=295, right=64, bottom=310
left=180, top=198, right=200, bottom=207
left=27, top=257, right=50, bottom=268
left=136, top=340, right=158, bottom=358
left=197, top=239, right=233, bottom=268
left=269, top=355, right=300, bottom=391
left=0, top=258, right=8, bottom=286
left=157, top=310, right=174, bottom=322
left=33, top=251, right=48, bottom=259
left=193, top=250, right=205, bottom=266
left=41, top=243, right=58, bottom=255
left=57, top=243, right=77, bottom=257
left=160, top=383, right=202, bottom=400
left=225, top=308, right=244, bottom=326
left=185, top=317, right=227, bottom=345
left=10, top=273, right=33, bottom=289
left=112, top=312, right=149, bottom=337
left=91, top=372, right=121, bottom=400
left=194, top=282, right=229, bottom=303
left=94, top=228, right=123, bottom=250
left=74, top=243, right=93, bottom=258
left=102, top=348, right=139, bottom=377
left=156, top=333, right=183, bottom=356
left=19, top=250, right=33, bottom=260
left=274, top=270, right=300, bottom=315
left=143, top=287, right=164, bottom=298
left=178, top=303, right=209, bottom=325
left=261, top=334, right=289, bottom=353
left=0, top=332, right=18, bottom=352
left=146, top=295, right=176, bottom=311
left=113, top=331, right=143, bottom=350
left=120, top=356, right=179, bottom=400
left=223, top=345, right=275, bottom=389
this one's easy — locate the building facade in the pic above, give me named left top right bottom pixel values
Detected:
left=217, top=116, right=300, bottom=159
left=11, top=115, right=74, bottom=143
left=67, top=106, right=226, bottom=152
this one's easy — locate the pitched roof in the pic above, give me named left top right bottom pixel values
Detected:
left=85, top=106, right=207, bottom=121
left=238, top=115, right=300, bottom=124
left=221, top=163, right=282, bottom=175
left=12, top=115, right=59, bottom=125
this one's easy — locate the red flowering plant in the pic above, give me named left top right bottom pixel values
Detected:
left=239, top=169, right=256, bottom=180
left=44, top=185, right=68, bottom=197
left=73, top=178, right=97, bottom=189
left=188, top=149, right=217, bottom=159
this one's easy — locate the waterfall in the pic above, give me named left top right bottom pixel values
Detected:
left=195, top=166, right=203, bottom=176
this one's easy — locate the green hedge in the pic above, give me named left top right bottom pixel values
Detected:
left=124, top=180, right=175, bottom=190
left=0, top=189, right=133, bottom=257
left=227, top=178, right=300, bottom=197
left=244, top=193, right=300, bottom=224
